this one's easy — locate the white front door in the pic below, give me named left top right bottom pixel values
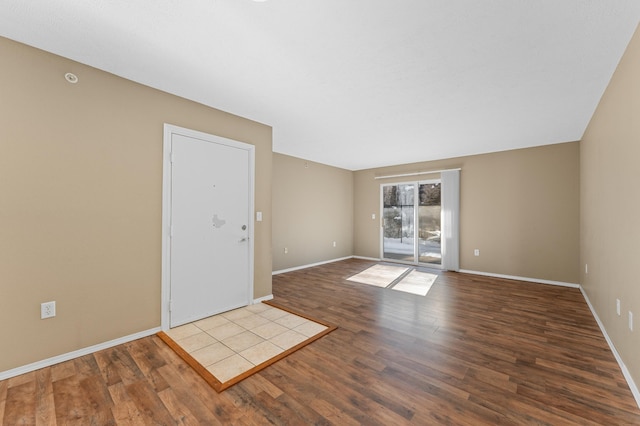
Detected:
left=162, top=125, right=254, bottom=328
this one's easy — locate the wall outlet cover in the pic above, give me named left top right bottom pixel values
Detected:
left=41, top=301, right=56, bottom=319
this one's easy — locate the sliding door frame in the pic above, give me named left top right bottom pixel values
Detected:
left=379, top=179, right=442, bottom=268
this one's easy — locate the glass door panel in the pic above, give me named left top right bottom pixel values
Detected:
left=382, top=180, right=442, bottom=266
left=382, top=184, right=415, bottom=262
left=418, top=182, right=441, bottom=265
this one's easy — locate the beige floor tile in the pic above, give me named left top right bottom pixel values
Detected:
left=177, top=332, right=218, bottom=352
left=207, top=354, right=255, bottom=383
left=165, top=323, right=202, bottom=341
left=222, top=331, right=265, bottom=353
left=191, top=342, right=235, bottom=367
left=166, top=304, right=332, bottom=387
left=233, top=313, right=272, bottom=330
left=269, top=330, right=308, bottom=350
left=275, top=313, right=308, bottom=329
left=244, top=303, right=270, bottom=313
left=206, top=322, right=246, bottom=341
left=221, top=307, right=254, bottom=321
left=258, top=307, right=289, bottom=321
left=294, top=321, right=328, bottom=337
left=239, top=341, right=284, bottom=365
left=193, top=315, right=230, bottom=331
left=251, top=322, right=289, bottom=339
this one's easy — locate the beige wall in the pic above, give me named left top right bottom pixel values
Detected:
left=0, top=37, right=272, bottom=373
left=354, top=142, right=580, bottom=284
left=5, top=20, right=635, bottom=386
left=272, top=154, right=353, bottom=271
left=581, top=24, right=640, bottom=385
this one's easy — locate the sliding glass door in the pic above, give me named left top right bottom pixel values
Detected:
left=382, top=180, right=441, bottom=266
left=382, top=183, right=415, bottom=262
left=417, top=182, right=441, bottom=264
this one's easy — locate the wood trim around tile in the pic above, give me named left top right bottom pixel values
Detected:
left=157, top=302, right=337, bottom=392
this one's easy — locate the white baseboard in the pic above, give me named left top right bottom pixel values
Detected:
left=0, top=327, right=161, bottom=381
left=269, top=258, right=640, bottom=409
left=352, top=256, right=381, bottom=262
left=253, top=294, right=274, bottom=304
left=272, top=256, right=353, bottom=275
left=579, top=286, right=640, bottom=409
left=458, top=269, right=579, bottom=288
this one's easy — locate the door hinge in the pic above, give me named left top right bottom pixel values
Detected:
left=169, top=300, right=173, bottom=312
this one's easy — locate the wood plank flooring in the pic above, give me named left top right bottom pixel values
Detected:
left=2, top=258, right=639, bottom=424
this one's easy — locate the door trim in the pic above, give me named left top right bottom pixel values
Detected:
left=161, top=124, right=255, bottom=331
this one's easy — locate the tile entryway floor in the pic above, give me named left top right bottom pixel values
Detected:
left=164, top=303, right=330, bottom=384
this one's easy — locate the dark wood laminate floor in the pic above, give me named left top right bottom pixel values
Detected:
left=1, top=258, right=639, bottom=425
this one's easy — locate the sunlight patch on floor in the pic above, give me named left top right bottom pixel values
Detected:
left=347, top=264, right=438, bottom=296
left=391, top=270, right=437, bottom=296
left=346, top=264, right=410, bottom=287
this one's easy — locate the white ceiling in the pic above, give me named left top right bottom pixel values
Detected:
left=1, top=1, right=639, bottom=170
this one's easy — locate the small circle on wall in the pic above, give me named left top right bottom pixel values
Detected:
left=64, top=72, right=79, bottom=84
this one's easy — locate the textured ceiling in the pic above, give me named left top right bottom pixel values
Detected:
left=1, top=1, right=639, bottom=170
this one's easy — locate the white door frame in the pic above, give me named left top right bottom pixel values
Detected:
left=161, top=124, right=255, bottom=331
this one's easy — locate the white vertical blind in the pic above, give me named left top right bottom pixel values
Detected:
left=441, top=170, right=460, bottom=271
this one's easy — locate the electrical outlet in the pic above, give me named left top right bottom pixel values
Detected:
left=333, top=241, right=337, bottom=247
left=474, top=249, right=480, bottom=256
left=630, top=311, right=634, bottom=331
left=616, top=299, right=621, bottom=316
left=284, top=247, right=288, bottom=254
left=371, top=213, right=376, bottom=220
left=41, top=301, right=56, bottom=319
